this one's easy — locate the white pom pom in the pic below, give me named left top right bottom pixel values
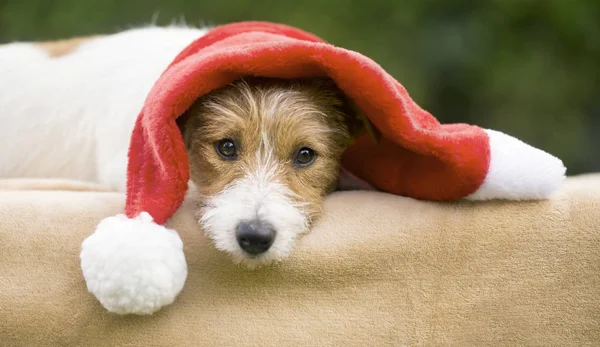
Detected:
left=80, top=212, right=187, bottom=315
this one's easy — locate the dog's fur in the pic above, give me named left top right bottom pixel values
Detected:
left=0, top=25, right=367, bottom=267
left=179, top=77, right=362, bottom=266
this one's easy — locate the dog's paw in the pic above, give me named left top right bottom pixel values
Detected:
left=336, top=167, right=377, bottom=191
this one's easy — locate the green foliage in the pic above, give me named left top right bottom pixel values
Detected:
left=1, top=0, right=598, bottom=174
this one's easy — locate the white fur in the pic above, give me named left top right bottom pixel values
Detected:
left=199, top=133, right=309, bottom=268
left=466, top=129, right=566, bottom=200
left=0, top=25, right=209, bottom=190
left=80, top=212, right=187, bottom=315
left=0, top=26, right=208, bottom=315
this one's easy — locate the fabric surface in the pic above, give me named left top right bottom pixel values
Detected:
left=0, top=174, right=598, bottom=346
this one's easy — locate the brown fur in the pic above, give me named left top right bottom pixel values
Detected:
left=179, top=77, right=363, bottom=222
left=34, top=36, right=100, bottom=58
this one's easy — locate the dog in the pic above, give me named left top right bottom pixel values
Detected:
left=0, top=25, right=371, bottom=267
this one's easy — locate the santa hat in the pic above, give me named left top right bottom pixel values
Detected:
left=79, top=21, right=566, bottom=315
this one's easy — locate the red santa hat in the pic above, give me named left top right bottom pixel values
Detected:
left=79, top=21, right=566, bottom=315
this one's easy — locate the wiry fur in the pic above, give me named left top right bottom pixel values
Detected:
left=180, top=78, right=361, bottom=267
left=0, top=26, right=364, bottom=267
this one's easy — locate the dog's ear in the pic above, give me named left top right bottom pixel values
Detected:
left=305, top=76, right=379, bottom=142
left=317, top=77, right=379, bottom=143
left=342, top=97, right=381, bottom=144
left=176, top=109, right=196, bottom=150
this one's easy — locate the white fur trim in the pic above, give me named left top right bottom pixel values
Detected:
left=80, top=212, right=187, bottom=315
left=466, top=129, right=566, bottom=200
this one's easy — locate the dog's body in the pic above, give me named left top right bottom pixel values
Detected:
left=0, top=25, right=370, bottom=266
left=0, top=26, right=210, bottom=191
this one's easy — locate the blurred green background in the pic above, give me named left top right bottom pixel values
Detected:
left=1, top=0, right=599, bottom=174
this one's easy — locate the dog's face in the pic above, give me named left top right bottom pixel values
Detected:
left=179, top=77, right=362, bottom=267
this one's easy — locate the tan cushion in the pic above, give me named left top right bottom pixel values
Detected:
left=1, top=174, right=599, bottom=346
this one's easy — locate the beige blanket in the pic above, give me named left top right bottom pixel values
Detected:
left=1, top=174, right=599, bottom=346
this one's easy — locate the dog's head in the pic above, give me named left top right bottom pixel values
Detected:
left=178, top=77, right=365, bottom=267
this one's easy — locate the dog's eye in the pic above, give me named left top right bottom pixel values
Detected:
left=294, top=147, right=316, bottom=167
left=216, top=139, right=237, bottom=160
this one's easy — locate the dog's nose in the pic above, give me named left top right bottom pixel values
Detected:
left=236, top=220, right=276, bottom=255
